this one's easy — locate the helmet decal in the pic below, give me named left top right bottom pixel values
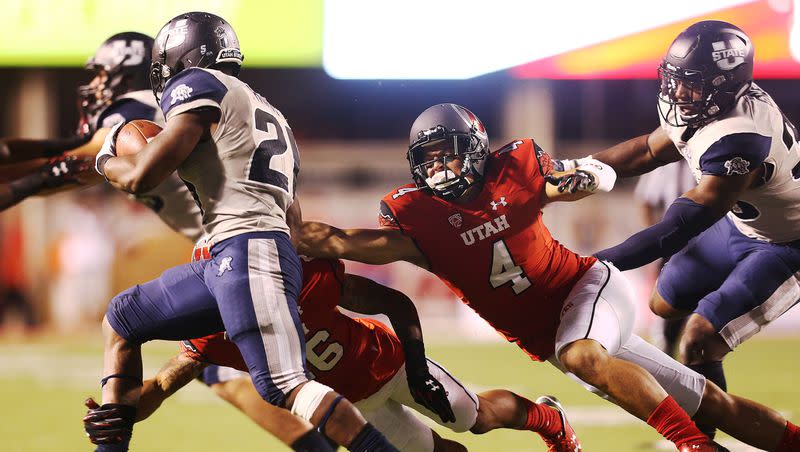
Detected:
left=711, top=37, right=748, bottom=71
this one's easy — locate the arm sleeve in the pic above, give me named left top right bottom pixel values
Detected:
left=594, top=197, right=720, bottom=270
left=160, top=68, right=228, bottom=121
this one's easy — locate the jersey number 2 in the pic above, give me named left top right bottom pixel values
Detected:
left=489, top=240, right=531, bottom=294
left=249, top=108, right=300, bottom=193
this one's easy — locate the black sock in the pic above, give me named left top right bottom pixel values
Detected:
left=347, top=424, right=398, bottom=452
left=688, top=361, right=727, bottom=439
left=291, top=429, right=336, bottom=452
left=96, top=438, right=131, bottom=452
left=662, top=318, right=686, bottom=357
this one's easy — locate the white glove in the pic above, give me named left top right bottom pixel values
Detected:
left=94, top=121, right=124, bottom=177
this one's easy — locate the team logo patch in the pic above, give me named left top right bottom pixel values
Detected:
left=448, top=213, right=463, bottom=228
left=217, top=256, right=233, bottom=277
left=724, top=156, right=750, bottom=175
left=170, top=84, right=194, bottom=105
left=490, top=197, right=507, bottom=211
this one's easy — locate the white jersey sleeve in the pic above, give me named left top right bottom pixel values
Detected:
left=159, top=68, right=299, bottom=244
left=660, top=83, right=800, bottom=243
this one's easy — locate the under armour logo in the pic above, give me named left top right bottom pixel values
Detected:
left=425, top=379, right=439, bottom=391
left=217, top=256, right=233, bottom=277
left=490, top=197, right=507, bottom=210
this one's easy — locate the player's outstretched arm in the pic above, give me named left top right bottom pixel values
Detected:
left=0, top=156, right=91, bottom=212
left=297, top=221, right=428, bottom=267
left=0, top=133, right=97, bottom=164
left=595, top=171, right=758, bottom=270
left=99, top=109, right=216, bottom=194
left=339, top=274, right=455, bottom=423
left=590, top=127, right=682, bottom=177
left=542, top=158, right=617, bottom=205
left=137, top=353, right=208, bottom=421
left=83, top=353, right=206, bottom=445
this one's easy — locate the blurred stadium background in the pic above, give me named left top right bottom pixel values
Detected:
left=1, top=1, right=799, bottom=450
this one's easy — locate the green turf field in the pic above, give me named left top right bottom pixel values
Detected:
left=0, top=335, right=794, bottom=451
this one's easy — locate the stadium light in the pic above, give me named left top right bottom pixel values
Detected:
left=322, top=0, right=757, bottom=79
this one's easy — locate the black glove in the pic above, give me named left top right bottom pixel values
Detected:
left=83, top=398, right=136, bottom=445
left=40, top=155, right=89, bottom=188
left=545, top=169, right=596, bottom=194
left=403, top=340, right=456, bottom=423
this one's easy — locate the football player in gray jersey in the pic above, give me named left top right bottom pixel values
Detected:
left=587, top=21, right=800, bottom=447
left=91, top=11, right=397, bottom=452
left=0, top=32, right=203, bottom=240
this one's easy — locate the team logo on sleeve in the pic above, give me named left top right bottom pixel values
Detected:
left=724, top=156, right=750, bottom=175
left=170, top=84, right=194, bottom=105
left=448, top=213, right=463, bottom=228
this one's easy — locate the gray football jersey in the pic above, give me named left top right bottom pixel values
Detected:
left=160, top=68, right=299, bottom=244
left=98, top=90, right=204, bottom=242
left=661, top=83, right=800, bottom=243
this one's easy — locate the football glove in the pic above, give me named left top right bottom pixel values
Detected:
left=545, top=169, right=597, bottom=194
left=406, top=368, right=456, bottom=423
left=83, top=397, right=136, bottom=445
left=94, top=121, right=124, bottom=177
left=40, top=156, right=91, bottom=188
left=403, top=340, right=455, bottom=423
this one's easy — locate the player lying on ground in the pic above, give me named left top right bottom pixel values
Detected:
left=572, top=21, right=800, bottom=444
left=85, top=256, right=579, bottom=451
left=296, top=102, right=800, bottom=452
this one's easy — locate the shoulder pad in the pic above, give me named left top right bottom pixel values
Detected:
left=161, top=68, right=227, bottom=117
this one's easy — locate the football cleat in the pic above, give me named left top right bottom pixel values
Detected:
left=535, top=395, right=582, bottom=452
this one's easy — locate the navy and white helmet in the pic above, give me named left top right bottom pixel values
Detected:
left=150, top=11, right=243, bottom=101
left=77, top=32, right=153, bottom=135
left=658, top=20, right=754, bottom=127
left=407, top=103, right=489, bottom=200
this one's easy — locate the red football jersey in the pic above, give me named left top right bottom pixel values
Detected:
left=181, top=258, right=404, bottom=402
left=380, top=139, right=596, bottom=360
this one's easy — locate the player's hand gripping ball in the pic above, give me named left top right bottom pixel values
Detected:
left=114, top=120, right=163, bottom=156
left=94, top=120, right=163, bottom=177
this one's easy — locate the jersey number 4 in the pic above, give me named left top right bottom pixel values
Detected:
left=249, top=108, right=300, bottom=194
left=489, top=240, right=531, bottom=294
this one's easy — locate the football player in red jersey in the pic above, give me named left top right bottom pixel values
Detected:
left=295, top=103, right=799, bottom=452
left=87, top=254, right=582, bottom=451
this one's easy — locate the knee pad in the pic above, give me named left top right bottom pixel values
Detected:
left=105, top=290, right=143, bottom=345
left=290, top=381, right=335, bottom=422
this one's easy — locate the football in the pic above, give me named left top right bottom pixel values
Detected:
left=115, top=120, right=162, bottom=156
